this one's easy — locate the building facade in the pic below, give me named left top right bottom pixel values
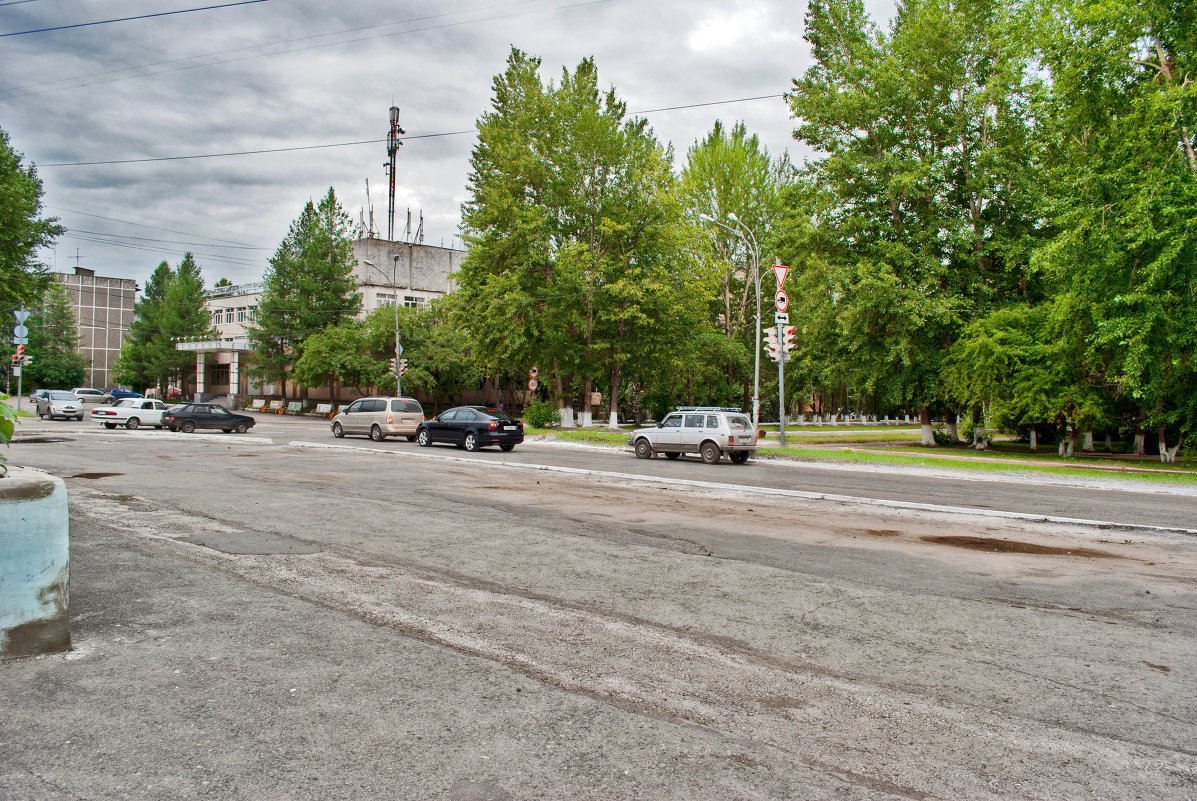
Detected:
left=55, top=267, right=139, bottom=389
left=187, top=238, right=463, bottom=404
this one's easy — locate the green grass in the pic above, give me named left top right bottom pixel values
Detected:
left=526, top=427, right=630, bottom=446
left=771, top=430, right=920, bottom=444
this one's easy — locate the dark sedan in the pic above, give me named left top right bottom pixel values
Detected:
left=416, top=406, right=524, bottom=452
left=162, top=403, right=255, bottom=434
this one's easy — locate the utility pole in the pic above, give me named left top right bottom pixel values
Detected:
left=385, top=106, right=404, bottom=242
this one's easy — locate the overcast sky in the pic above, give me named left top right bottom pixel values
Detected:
left=2, top=0, right=895, bottom=290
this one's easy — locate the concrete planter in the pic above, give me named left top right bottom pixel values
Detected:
left=1, top=466, right=70, bottom=657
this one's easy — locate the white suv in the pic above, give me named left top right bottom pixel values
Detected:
left=628, top=408, right=757, bottom=464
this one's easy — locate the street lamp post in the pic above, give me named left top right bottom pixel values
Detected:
left=699, top=212, right=762, bottom=437
left=365, top=256, right=404, bottom=396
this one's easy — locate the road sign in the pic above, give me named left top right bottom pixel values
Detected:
left=775, top=289, right=788, bottom=312
left=530, top=365, right=539, bottom=378
left=13, top=324, right=27, bottom=339
left=528, top=378, right=538, bottom=391
left=13, top=309, right=29, bottom=325
left=774, top=311, right=789, bottom=324
left=772, top=263, right=789, bottom=288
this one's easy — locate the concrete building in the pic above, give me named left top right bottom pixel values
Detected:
left=55, top=267, right=138, bottom=389
left=186, top=238, right=463, bottom=404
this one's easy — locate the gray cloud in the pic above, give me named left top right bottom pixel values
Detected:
left=2, top=0, right=895, bottom=287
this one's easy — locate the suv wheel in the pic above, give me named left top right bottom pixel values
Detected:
left=634, top=438, right=653, bottom=459
left=370, top=425, right=384, bottom=442
left=463, top=431, right=479, bottom=452
left=417, top=429, right=430, bottom=447
left=700, top=442, right=721, bottom=464
left=664, top=452, right=680, bottom=460
left=729, top=451, right=750, bottom=464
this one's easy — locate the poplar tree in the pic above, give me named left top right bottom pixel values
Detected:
left=0, top=126, right=62, bottom=312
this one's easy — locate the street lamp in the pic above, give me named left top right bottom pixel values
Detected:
left=699, top=212, right=762, bottom=436
left=364, top=255, right=404, bottom=395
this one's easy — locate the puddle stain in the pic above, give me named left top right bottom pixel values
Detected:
left=1142, top=661, right=1172, bottom=673
left=866, top=529, right=901, bottom=537
left=920, top=535, right=1119, bottom=558
left=70, top=472, right=124, bottom=479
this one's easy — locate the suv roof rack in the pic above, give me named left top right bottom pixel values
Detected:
left=674, top=406, right=743, bottom=412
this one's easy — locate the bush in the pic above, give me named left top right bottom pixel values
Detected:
left=523, top=398, right=561, bottom=428
left=931, top=426, right=956, bottom=447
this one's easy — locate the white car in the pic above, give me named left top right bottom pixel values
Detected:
left=91, top=397, right=171, bottom=430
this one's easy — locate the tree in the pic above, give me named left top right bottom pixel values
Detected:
left=785, top=0, right=1041, bottom=444
left=114, top=254, right=214, bottom=394
left=458, top=49, right=699, bottom=426
left=0, top=125, right=63, bottom=313
left=1030, top=0, right=1197, bottom=461
left=22, top=281, right=88, bottom=390
left=683, top=121, right=791, bottom=408
left=248, top=188, right=362, bottom=398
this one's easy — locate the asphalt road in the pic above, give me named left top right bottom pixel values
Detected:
left=3, top=417, right=1195, bottom=799
left=233, top=413, right=1196, bottom=532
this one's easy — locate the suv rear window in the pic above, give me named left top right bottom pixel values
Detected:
left=726, top=415, right=751, bottom=430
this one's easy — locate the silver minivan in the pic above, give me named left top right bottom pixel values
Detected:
left=330, top=396, right=424, bottom=441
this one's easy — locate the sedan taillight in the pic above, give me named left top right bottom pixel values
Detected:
left=488, top=421, right=497, bottom=431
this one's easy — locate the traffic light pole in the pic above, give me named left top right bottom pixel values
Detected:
left=776, top=321, right=786, bottom=448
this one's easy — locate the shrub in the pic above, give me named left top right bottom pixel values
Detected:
left=523, top=398, right=561, bottom=428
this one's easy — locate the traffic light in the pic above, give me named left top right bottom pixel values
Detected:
left=398, top=358, right=408, bottom=375
left=16, top=344, right=24, bottom=358
left=781, top=325, right=796, bottom=353
left=21, top=355, right=32, bottom=366
left=389, top=357, right=397, bottom=372
left=762, top=329, right=781, bottom=362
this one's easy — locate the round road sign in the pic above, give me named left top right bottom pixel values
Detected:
left=530, top=365, right=539, bottom=378
left=775, top=289, right=789, bottom=312
left=528, top=378, right=539, bottom=391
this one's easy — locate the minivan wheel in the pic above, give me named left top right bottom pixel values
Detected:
left=332, top=421, right=344, bottom=438
left=417, top=429, right=430, bottom=447
left=125, top=417, right=140, bottom=430
left=181, top=420, right=196, bottom=434
left=700, top=442, right=721, bottom=464
left=463, top=431, right=479, bottom=452
left=370, top=425, right=384, bottom=441
left=634, top=438, right=653, bottom=459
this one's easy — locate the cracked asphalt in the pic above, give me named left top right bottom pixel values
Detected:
left=1, top=425, right=1194, bottom=800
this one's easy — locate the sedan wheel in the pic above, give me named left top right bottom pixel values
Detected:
left=700, top=442, right=722, bottom=464
left=634, top=438, right=653, bottom=459
left=332, top=422, right=344, bottom=438
left=463, top=431, right=479, bottom=452
left=370, top=425, right=384, bottom=442
left=181, top=420, right=196, bottom=434
left=417, top=429, right=431, bottom=447
left=125, top=417, right=140, bottom=430
left=499, top=443, right=515, bottom=452
left=104, top=422, right=117, bottom=429
left=234, top=421, right=249, bottom=434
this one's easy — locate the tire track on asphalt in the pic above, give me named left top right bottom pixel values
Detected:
left=73, top=490, right=1197, bottom=801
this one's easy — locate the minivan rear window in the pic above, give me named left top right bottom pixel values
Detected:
left=391, top=399, right=422, bottom=413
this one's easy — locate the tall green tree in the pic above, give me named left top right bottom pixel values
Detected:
left=248, top=187, right=361, bottom=398
left=0, top=125, right=63, bottom=312
left=1029, top=0, right=1197, bottom=460
left=114, top=254, right=214, bottom=394
left=785, top=0, right=1041, bottom=443
left=22, top=281, right=88, bottom=390
left=458, top=49, right=700, bottom=426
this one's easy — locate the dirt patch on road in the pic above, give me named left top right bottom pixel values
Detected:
left=920, top=535, right=1120, bottom=558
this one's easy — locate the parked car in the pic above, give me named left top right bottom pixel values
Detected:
left=103, top=387, right=143, bottom=402
left=37, top=390, right=84, bottom=421
left=91, top=397, right=171, bottom=430
left=416, top=406, right=524, bottom=452
left=28, top=388, right=49, bottom=405
left=162, top=403, right=255, bottom=434
left=330, top=396, right=424, bottom=441
left=71, top=387, right=107, bottom=405
left=627, top=407, right=757, bottom=464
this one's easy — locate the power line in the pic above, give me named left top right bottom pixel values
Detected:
left=48, top=206, right=266, bottom=248
left=1, top=0, right=269, bottom=37
left=0, top=0, right=611, bottom=99
left=37, top=95, right=784, bottom=168
left=2, top=0, right=550, bottom=98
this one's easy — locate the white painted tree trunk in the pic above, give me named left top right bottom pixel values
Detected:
left=578, top=410, right=592, bottom=427
left=560, top=405, right=575, bottom=428
left=608, top=410, right=619, bottom=428
left=920, top=424, right=935, bottom=446
left=1029, top=429, right=1037, bottom=451
left=945, top=416, right=958, bottom=443
left=1081, top=428, right=1094, bottom=452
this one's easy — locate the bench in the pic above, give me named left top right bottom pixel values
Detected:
left=312, top=403, right=333, bottom=418
left=284, top=401, right=303, bottom=415
left=267, top=400, right=284, bottom=412
left=250, top=399, right=266, bottom=411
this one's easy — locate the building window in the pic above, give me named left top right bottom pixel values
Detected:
left=403, top=295, right=426, bottom=309
left=236, top=307, right=247, bottom=323
left=377, top=293, right=395, bottom=308
left=207, top=363, right=230, bottom=387
left=247, top=306, right=256, bottom=322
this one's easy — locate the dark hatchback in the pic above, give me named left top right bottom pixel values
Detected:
left=416, top=406, right=524, bottom=452
left=162, top=403, right=255, bottom=434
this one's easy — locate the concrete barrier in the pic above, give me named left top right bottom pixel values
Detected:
left=1, top=466, right=70, bottom=657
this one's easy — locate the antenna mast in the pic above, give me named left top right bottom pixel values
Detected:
left=385, top=106, right=404, bottom=242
